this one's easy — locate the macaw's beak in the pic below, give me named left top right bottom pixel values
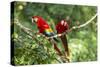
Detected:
left=32, top=18, right=35, bottom=25
left=31, top=17, right=38, bottom=25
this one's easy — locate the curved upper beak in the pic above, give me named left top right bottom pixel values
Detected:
left=31, top=18, right=38, bottom=25
left=32, top=18, right=35, bottom=25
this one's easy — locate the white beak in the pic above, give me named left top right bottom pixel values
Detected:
left=32, top=18, right=35, bottom=25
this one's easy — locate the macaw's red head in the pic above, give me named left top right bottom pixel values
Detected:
left=32, top=16, right=48, bottom=26
left=32, top=16, right=46, bottom=25
left=56, top=20, right=69, bottom=34
left=32, top=16, right=40, bottom=24
left=32, top=16, right=50, bottom=33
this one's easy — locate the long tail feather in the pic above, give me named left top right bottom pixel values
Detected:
left=54, top=43, right=62, bottom=56
left=49, top=39, right=62, bottom=56
left=60, top=35, right=69, bottom=56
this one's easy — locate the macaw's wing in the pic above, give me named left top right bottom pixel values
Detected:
left=43, top=28, right=59, bottom=42
left=43, top=28, right=54, bottom=37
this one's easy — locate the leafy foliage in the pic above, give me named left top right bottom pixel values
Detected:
left=11, top=1, right=97, bottom=65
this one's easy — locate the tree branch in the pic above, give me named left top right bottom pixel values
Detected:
left=74, top=13, right=97, bottom=28
left=48, top=13, right=97, bottom=39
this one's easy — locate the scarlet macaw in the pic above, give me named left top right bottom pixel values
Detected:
left=32, top=16, right=62, bottom=55
left=56, top=20, right=70, bottom=60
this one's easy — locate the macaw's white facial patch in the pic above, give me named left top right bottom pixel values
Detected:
left=32, top=18, right=38, bottom=24
left=34, top=18, right=38, bottom=22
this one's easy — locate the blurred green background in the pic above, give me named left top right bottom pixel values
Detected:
left=11, top=1, right=97, bottom=65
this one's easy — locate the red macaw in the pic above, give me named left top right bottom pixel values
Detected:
left=32, top=16, right=62, bottom=55
left=56, top=20, right=70, bottom=59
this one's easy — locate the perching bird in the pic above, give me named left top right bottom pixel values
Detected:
left=32, top=16, right=62, bottom=55
left=56, top=20, right=70, bottom=60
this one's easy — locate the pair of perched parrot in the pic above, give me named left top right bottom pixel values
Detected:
left=32, top=16, right=70, bottom=58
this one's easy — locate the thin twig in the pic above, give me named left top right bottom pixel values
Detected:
left=74, top=13, right=97, bottom=28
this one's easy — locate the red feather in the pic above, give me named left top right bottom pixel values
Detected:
left=56, top=20, right=69, bottom=34
left=32, top=16, right=50, bottom=33
left=56, top=20, right=70, bottom=61
left=32, top=16, right=63, bottom=56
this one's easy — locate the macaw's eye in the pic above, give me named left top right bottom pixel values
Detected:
left=33, top=19, right=36, bottom=22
